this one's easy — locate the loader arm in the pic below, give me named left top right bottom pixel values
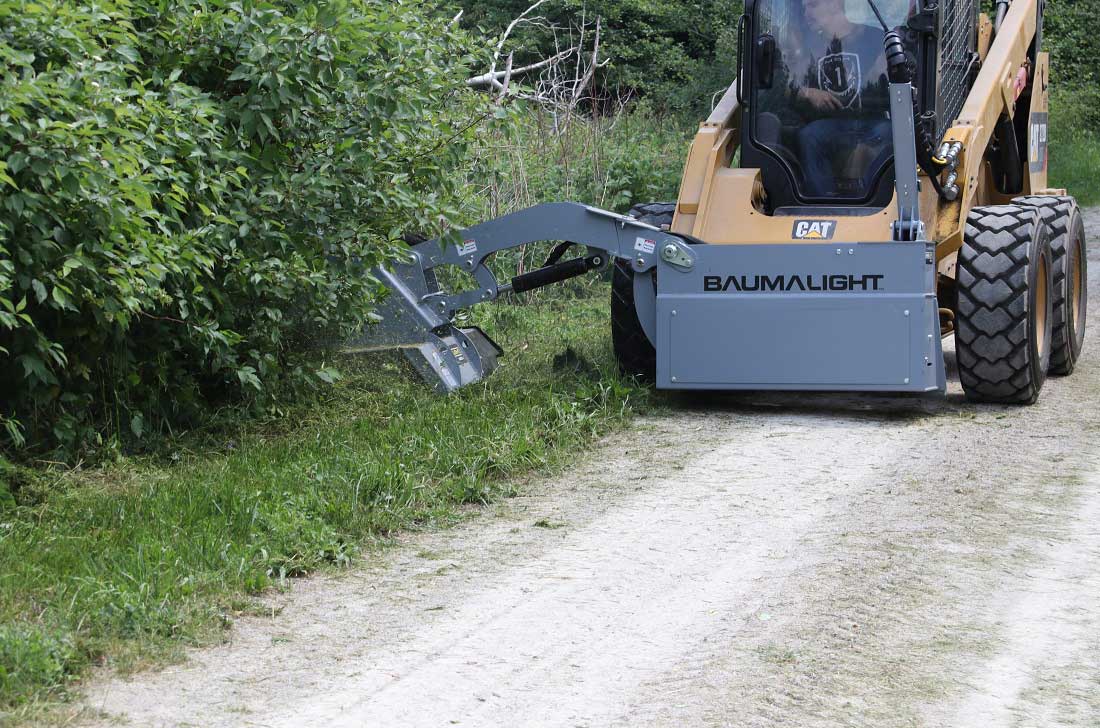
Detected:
left=400, top=203, right=689, bottom=320
left=347, top=203, right=695, bottom=392
left=672, top=82, right=745, bottom=237
left=937, top=0, right=1045, bottom=251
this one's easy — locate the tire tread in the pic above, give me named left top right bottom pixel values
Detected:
left=956, top=204, right=1051, bottom=404
left=1012, top=195, right=1085, bottom=374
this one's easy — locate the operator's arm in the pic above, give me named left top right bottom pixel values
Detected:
left=798, top=87, right=844, bottom=110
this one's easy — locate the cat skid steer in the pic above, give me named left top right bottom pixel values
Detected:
left=353, top=0, right=1087, bottom=404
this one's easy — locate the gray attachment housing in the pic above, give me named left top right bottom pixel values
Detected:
left=654, top=241, right=945, bottom=392
left=351, top=201, right=945, bottom=395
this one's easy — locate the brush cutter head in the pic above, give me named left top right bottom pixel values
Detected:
left=343, top=257, right=502, bottom=392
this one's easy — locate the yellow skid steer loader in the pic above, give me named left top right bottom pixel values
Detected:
left=357, top=0, right=1087, bottom=404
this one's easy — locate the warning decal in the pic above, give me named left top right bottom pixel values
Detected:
left=1029, top=112, right=1049, bottom=173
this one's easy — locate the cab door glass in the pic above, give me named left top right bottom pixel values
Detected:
left=752, top=0, right=916, bottom=201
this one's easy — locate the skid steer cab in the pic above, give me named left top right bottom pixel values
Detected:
left=353, top=0, right=1088, bottom=405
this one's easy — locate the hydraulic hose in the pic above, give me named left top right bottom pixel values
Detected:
left=884, top=30, right=912, bottom=83
left=994, top=0, right=1012, bottom=32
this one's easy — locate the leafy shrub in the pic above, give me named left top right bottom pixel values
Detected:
left=0, top=0, right=490, bottom=456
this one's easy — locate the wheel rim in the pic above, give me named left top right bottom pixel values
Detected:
left=1072, top=234, right=1086, bottom=332
left=1036, top=253, right=1050, bottom=360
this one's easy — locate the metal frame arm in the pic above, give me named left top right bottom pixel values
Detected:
left=407, top=202, right=692, bottom=319
left=353, top=202, right=697, bottom=393
left=946, top=0, right=1039, bottom=206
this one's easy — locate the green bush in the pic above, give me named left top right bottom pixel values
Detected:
left=0, top=1, right=490, bottom=456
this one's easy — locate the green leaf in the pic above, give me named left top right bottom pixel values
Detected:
left=18, top=355, right=51, bottom=384
left=237, top=367, right=262, bottom=391
left=315, top=367, right=341, bottom=385
left=51, top=286, right=74, bottom=311
left=116, top=46, right=140, bottom=63
left=130, top=413, right=144, bottom=438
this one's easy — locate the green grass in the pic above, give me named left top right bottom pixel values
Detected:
left=1050, top=133, right=1100, bottom=207
left=0, top=290, right=650, bottom=718
left=1049, top=86, right=1100, bottom=206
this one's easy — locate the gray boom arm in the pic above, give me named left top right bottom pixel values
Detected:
left=345, top=202, right=692, bottom=392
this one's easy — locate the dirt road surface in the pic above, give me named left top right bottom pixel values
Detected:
left=79, top=211, right=1100, bottom=728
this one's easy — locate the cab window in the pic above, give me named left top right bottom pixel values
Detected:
left=750, top=0, right=916, bottom=201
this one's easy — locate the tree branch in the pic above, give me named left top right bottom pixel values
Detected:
left=466, top=49, right=573, bottom=88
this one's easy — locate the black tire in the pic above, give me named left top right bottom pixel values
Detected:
left=611, top=261, right=656, bottom=379
left=610, top=203, right=674, bottom=379
left=1012, top=195, right=1088, bottom=375
left=956, top=205, right=1054, bottom=404
left=627, top=202, right=676, bottom=230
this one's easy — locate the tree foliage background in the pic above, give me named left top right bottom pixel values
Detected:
left=1044, top=0, right=1100, bottom=129
left=0, top=0, right=490, bottom=455
left=456, top=0, right=743, bottom=112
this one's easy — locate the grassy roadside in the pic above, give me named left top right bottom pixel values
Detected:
left=1051, top=134, right=1100, bottom=207
left=0, top=102, right=689, bottom=722
left=0, top=289, right=652, bottom=719
left=1049, top=89, right=1100, bottom=207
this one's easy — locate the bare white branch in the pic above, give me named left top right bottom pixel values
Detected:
left=570, top=16, right=600, bottom=107
left=498, top=52, right=515, bottom=102
left=488, top=0, right=553, bottom=84
left=465, top=49, right=574, bottom=88
left=465, top=1, right=608, bottom=133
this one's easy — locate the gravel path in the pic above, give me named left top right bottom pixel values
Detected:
left=77, top=210, right=1100, bottom=728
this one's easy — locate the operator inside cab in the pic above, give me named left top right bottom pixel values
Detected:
left=753, top=0, right=913, bottom=201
